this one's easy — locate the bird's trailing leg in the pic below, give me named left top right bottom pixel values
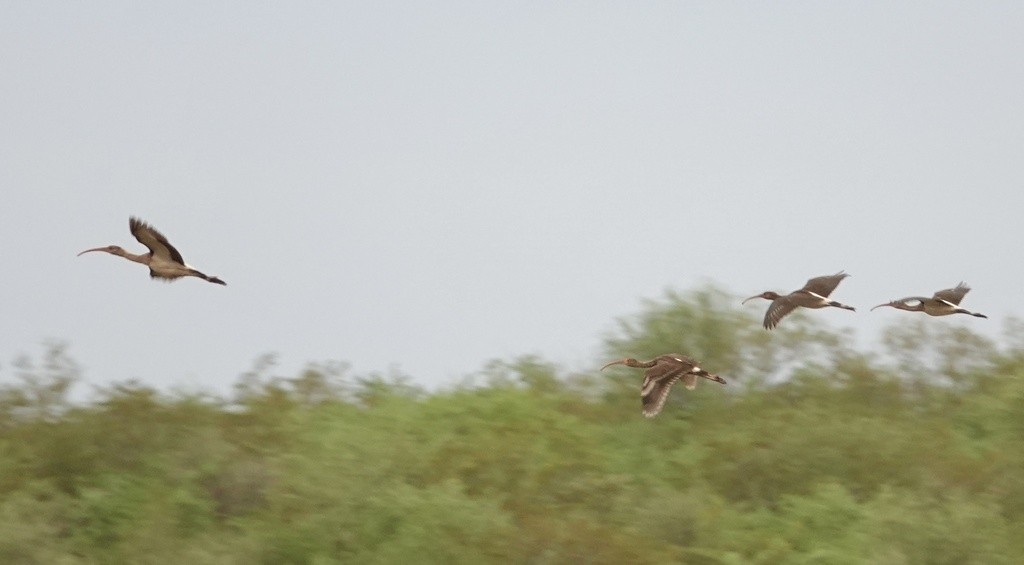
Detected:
left=189, top=269, right=227, bottom=286
left=828, top=301, right=856, bottom=311
left=696, top=370, right=727, bottom=385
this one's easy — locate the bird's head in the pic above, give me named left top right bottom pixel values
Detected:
left=742, top=291, right=780, bottom=304
left=78, top=245, right=125, bottom=257
left=600, top=358, right=637, bottom=371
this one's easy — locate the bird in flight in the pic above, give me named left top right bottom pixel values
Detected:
left=743, top=271, right=854, bottom=329
left=601, top=354, right=726, bottom=417
left=871, top=282, right=986, bottom=318
left=78, top=217, right=226, bottom=285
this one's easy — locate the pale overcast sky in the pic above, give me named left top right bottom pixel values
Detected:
left=2, top=2, right=1022, bottom=394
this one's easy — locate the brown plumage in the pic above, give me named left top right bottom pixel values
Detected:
left=78, top=217, right=226, bottom=285
left=743, top=271, right=855, bottom=329
left=601, top=354, right=726, bottom=417
left=871, top=282, right=987, bottom=318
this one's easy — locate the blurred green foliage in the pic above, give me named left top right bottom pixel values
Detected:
left=1, top=285, right=1023, bottom=563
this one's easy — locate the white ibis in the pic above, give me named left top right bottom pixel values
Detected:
left=871, top=282, right=987, bottom=318
left=601, top=354, right=726, bottom=418
left=743, top=271, right=855, bottom=329
left=78, top=217, right=226, bottom=285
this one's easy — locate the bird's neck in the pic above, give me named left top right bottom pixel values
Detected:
left=119, top=251, right=150, bottom=265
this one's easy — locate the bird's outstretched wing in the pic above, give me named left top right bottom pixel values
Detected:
left=875, top=297, right=927, bottom=310
left=639, top=356, right=698, bottom=417
left=801, top=271, right=849, bottom=298
left=932, top=282, right=970, bottom=306
left=641, top=374, right=681, bottom=417
left=763, top=296, right=798, bottom=329
left=130, top=217, right=185, bottom=265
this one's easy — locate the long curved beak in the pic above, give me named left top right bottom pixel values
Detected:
left=869, top=303, right=892, bottom=312
left=741, top=295, right=761, bottom=305
left=600, top=360, right=626, bottom=371
left=77, top=247, right=107, bottom=256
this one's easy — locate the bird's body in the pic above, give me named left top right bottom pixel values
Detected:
left=601, top=354, right=726, bottom=418
left=871, top=282, right=986, bottom=318
left=79, top=217, right=226, bottom=285
left=743, top=271, right=855, bottom=329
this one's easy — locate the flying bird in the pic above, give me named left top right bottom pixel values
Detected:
left=743, top=271, right=855, bottom=329
left=871, top=282, right=986, bottom=318
left=78, top=217, right=226, bottom=285
left=601, top=354, right=726, bottom=418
